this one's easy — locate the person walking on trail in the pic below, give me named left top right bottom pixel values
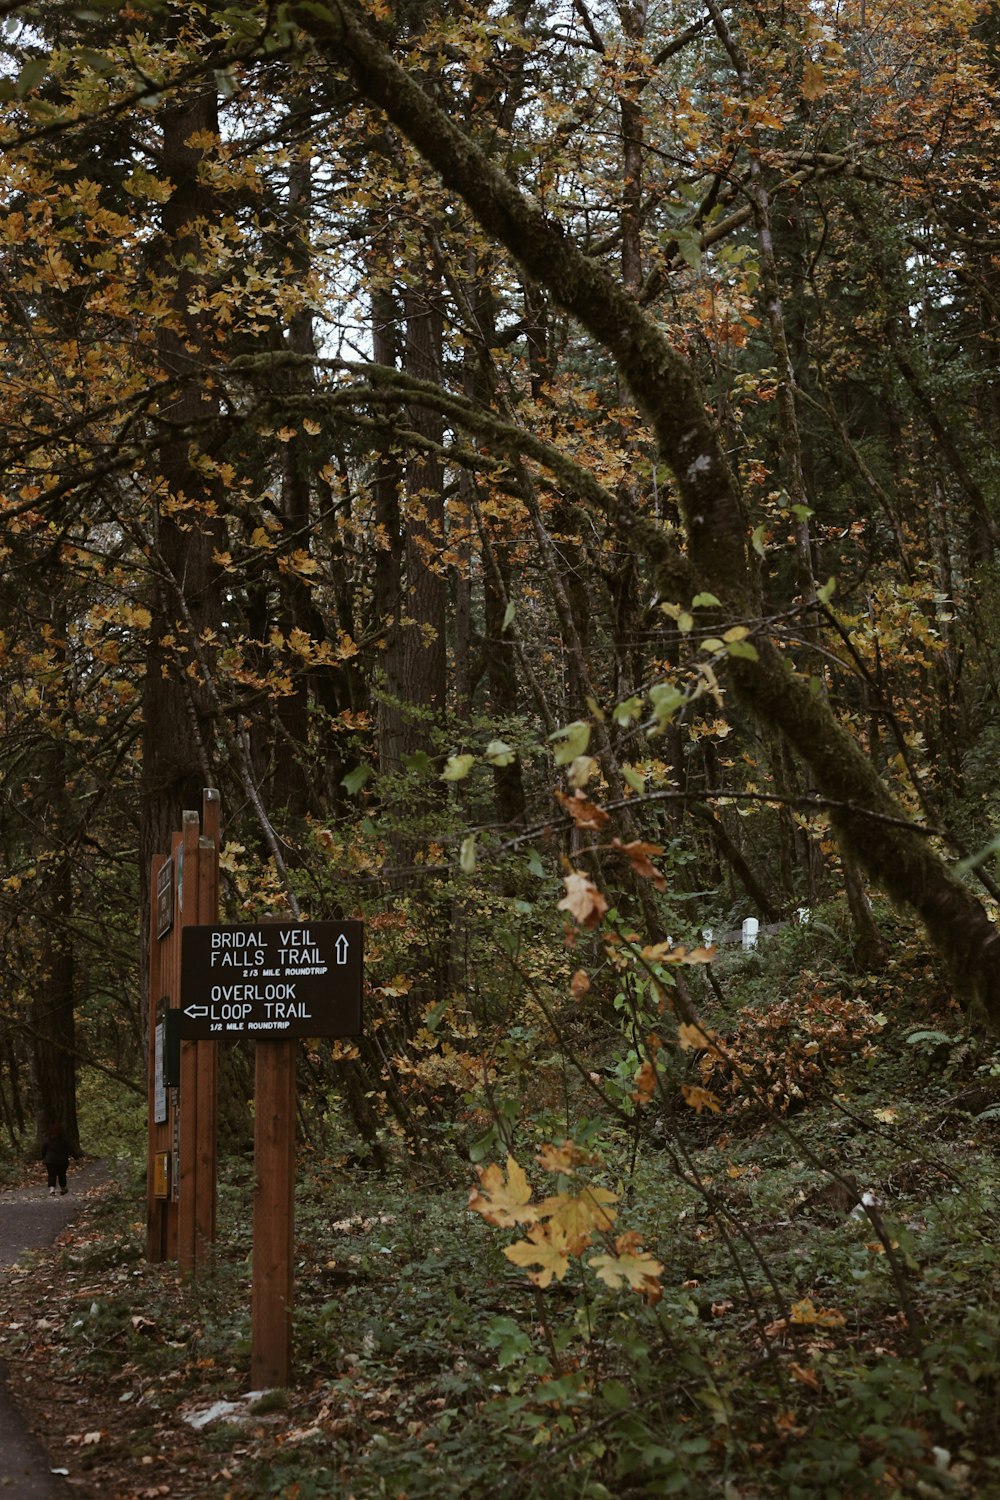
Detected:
left=40, top=1124, right=79, bottom=1197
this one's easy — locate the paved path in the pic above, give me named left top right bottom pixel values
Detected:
left=0, top=1160, right=109, bottom=1498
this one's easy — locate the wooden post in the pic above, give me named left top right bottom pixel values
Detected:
left=251, top=1037, right=297, bottom=1388
left=195, top=790, right=221, bottom=1261
left=177, top=810, right=202, bottom=1275
left=146, top=853, right=167, bottom=1262
left=146, top=792, right=220, bottom=1275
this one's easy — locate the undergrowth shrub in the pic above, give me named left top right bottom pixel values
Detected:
left=703, top=982, right=886, bottom=1115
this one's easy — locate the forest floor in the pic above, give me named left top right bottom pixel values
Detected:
left=2, top=949, right=1000, bottom=1497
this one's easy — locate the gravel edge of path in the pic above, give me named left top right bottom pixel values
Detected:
left=0, top=1159, right=110, bottom=1498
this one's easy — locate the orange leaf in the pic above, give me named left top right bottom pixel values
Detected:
left=555, top=788, right=610, bottom=829
left=611, top=837, right=666, bottom=890
left=681, top=1084, right=722, bottom=1115
left=535, top=1140, right=598, bottom=1173
left=677, top=1021, right=722, bottom=1054
left=570, top=969, right=591, bottom=1000
left=632, top=1060, right=657, bottom=1104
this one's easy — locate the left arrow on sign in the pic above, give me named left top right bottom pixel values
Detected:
left=184, top=1005, right=209, bottom=1018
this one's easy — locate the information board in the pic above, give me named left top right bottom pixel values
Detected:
left=179, top=921, right=363, bottom=1040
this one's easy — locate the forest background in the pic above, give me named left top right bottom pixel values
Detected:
left=3, top=0, right=1000, bottom=1495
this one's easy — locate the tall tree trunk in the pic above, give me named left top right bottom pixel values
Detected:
left=141, top=82, right=224, bottom=870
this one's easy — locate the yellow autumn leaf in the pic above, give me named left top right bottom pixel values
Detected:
left=589, top=1232, right=663, bottom=1302
left=789, top=1297, right=846, bottom=1328
left=801, top=59, right=826, bottom=100
left=468, top=1157, right=536, bottom=1227
left=503, top=1221, right=574, bottom=1287
left=536, top=1186, right=618, bottom=1249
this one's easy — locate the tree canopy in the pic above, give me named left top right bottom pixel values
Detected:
left=2, top=0, right=1000, bottom=1141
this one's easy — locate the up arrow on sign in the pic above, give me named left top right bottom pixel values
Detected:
left=335, top=934, right=350, bottom=965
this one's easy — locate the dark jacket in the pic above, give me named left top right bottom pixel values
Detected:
left=41, top=1134, right=76, bottom=1168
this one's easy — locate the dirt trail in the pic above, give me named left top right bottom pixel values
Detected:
left=0, top=1160, right=109, bottom=1498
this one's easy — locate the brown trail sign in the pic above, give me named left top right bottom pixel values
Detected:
left=179, top=921, right=363, bottom=1039
left=147, top=791, right=365, bottom=1386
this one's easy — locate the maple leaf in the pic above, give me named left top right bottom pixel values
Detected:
left=801, top=60, right=826, bottom=100
left=681, top=1084, right=722, bottom=1115
left=557, top=871, right=608, bottom=928
left=677, top=1021, right=723, bottom=1057
left=537, top=1186, right=618, bottom=1250
left=589, top=1232, right=663, bottom=1302
left=611, top=837, right=666, bottom=890
left=504, top=1221, right=574, bottom=1287
left=535, top=1140, right=598, bottom=1173
left=555, top=788, right=609, bottom=829
left=468, top=1157, right=536, bottom=1227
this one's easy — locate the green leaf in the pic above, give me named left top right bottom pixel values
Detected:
left=673, top=225, right=702, bottom=269
left=442, top=753, right=476, bottom=782
left=502, top=601, right=516, bottom=632
left=648, top=683, right=684, bottom=728
left=726, top=640, right=759, bottom=661
left=485, top=739, right=516, bottom=767
left=341, top=764, right=372, bottom=795
left=460, top=833, right=477, bottom=874
left=612, top=695, right=643, bottom=727
left=905, top=1030, right=955, bottom=1048
left=401, top=750, right=431, bottom=774
left=423, top=996, right=450, bottom=1033
left=601, top=1379, right=632, bottom=1410
left=527, top=848, right=545, bottom=879
left=817, top=576, right=837, bottom=604
left=16, top=56, right=49, bottom=96
left=751, top=525, right=767, bottom=558
left=550, top=720, right=591, bottom=766
left=622, top=765, right=646, bottom=792
left=691, top=592, right=722, bottom=609
left=790, top=504, right=814, bottom=521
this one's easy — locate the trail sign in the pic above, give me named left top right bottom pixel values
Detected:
left=180, top=921, right=363, bottom=1040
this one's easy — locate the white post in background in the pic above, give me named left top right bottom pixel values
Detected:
left=742, top=917, right=759, bottom=951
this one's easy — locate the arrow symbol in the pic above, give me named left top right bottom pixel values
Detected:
left=334, top=934, right=349, bottom=965
left=184, top=1004, right=209, bottom=1018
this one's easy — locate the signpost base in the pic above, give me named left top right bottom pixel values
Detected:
left=251, top=1038, right=297, bottom=1388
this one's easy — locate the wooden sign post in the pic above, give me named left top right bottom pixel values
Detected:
left=146, top=789, right=220, bottom=1272
left=178, top=914, right=364, bottom=1385
left=251, top=1036, right=297, bottom=1388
